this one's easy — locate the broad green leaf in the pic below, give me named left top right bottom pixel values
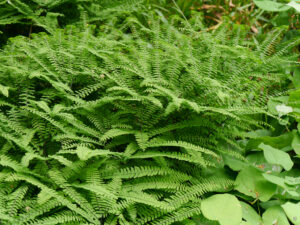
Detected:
left=254, top=0, right=291, bottom=11
left=262, top=206, right=289, bottom=225
left=240, top=201, right=262, bottom=225
left=263, top=174, right=300, bottom=197
left=259, top=143, right=293, bottom=171
left=285, top=176, right=300, bottom=186
left=246, top=132, right=293, bottom=151
left=281, top=169, right=300, bottom=179
left=240, top=222, right=252, bottom=225
left=223, top=154, right=247, bottom=171
left=247, top=152, right=277, bottom=173
left=246, top=129, right=272, bottom=139
left=235, top=167, right=276, bottom=202
left=282, top=202, right=300, bottom=225
left=200, top=194, right=242, bottom=225
left=260, top=200, right=283, bottom=210
left=262, top=174, right=286, bottom=187
left=275, top=104, right=293, bottom=117
left=292, top=131, right=300, bottom=155
left=287, top=1, right=300, bottom=13
left=268, top=96, right=289, bottom=115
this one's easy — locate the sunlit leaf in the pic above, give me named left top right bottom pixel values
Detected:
left=201, top=194, right=242, bottom=225
left=259, top=143, right=293, bottom=171
left=235, top=167, right=276, bottom=202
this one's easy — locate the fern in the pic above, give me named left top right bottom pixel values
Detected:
left=0, top=6, right=298, bottom=225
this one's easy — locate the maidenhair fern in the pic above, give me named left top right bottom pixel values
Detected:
left=0, top=9, right=298, bottom=225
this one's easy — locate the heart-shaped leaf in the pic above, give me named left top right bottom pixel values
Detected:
left=287, top=1, right=300, bottom=13
left=262, top=206, right=289, bottom=225
left=201, top=194, right=242, bottom=225
left=254, top=0, right=291, bottom=11
left=259, top=143, right=293, bottom=171
left=235, top=167, right=276, bottom=201
left=292, top=131, right=300, bottom=155
left=282, top=202, right=300, bottom=225
left=240, top=201, right=262, bottom=225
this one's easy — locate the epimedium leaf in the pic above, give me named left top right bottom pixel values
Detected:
left=282, top=202, right=300, bottom=225
left=254, top=0, right=291, bottom=12
left=262, top=206, right=289, bottom=225
left=200, top=194, right=242, bottom=225
left=246, top=152, right=276, bottom=173
left=259, top=143, right=294, bottom=171
left=246, top=129, right=272, bottom=139
left=222, top=154, right=247, bottom=171
left=240, top=201, right=262, bottom=225
left=235, top=167, right=277, bottom=202
left=240, top=222, right=252, bottom=225
left=280, top=169, right=300, bottom=180
left=287, top=1, right=300, bottom=13
left=292, top=131, right=300, bottom=155
left=260, top=200, right=284, bottom=210
left=285, top=176, right=300, bottom=186
left=267, top=96, right=289, bottom=115
left=275, top=104, right=293, bottom=117
left=246, top=132, right=293, bottom=151
left=262, top=173, right=300, bottom=197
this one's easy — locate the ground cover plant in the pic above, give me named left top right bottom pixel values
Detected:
left=0, top=1, right=299, bottom=225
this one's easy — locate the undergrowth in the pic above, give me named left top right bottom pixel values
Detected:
left=0, top=1, right=299, bottom=225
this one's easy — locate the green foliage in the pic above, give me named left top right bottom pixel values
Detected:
left=254, top=0, right=300, bottom=13
left=0, top=0, right=144, bottom=47
left=262, top=206, right=290, bottom=225
left=0, top=1, right=299, bottom=225
left=282, top=202, right=300, bottom=225
left=260, top=143, right=293, bottom=171
left=223, top=68, right=300, bottom=225
left=201, top=194, right=242, bottom=225
left=240, top=201, right=263, bottom=225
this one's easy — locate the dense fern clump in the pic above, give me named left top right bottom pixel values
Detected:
left=0, top=0, right=144, bottom=47
left=0, top=11, right=298, bottom=224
